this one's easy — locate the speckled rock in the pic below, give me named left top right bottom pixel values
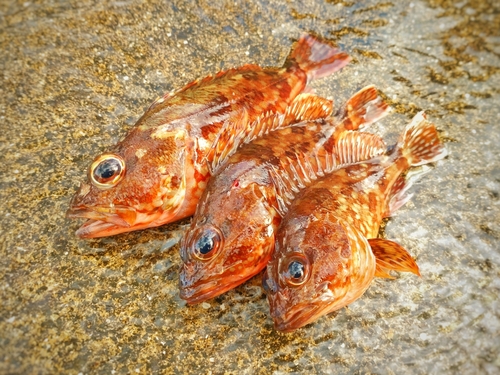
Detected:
left=0, top=0, right=499, bottom=374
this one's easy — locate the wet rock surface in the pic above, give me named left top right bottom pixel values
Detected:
left=1, top=0, right=499, bottom=373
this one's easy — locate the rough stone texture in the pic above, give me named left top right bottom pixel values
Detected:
left=1, top=0, right=499, bottom=373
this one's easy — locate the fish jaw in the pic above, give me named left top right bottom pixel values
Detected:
left=67, top=183, right=190, bottom=238
left=68, top=208, right=180, bottom=238
left=270, top=292, right=337, bottom=332
left=269, top=275, right=371, bottom=332
left=179, top=267, right=262, bottom=304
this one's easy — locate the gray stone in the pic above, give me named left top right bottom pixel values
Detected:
left=0, top=0, right=498, bottom=373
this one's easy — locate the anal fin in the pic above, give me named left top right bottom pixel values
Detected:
left=368, top=238, right=421, bottom=279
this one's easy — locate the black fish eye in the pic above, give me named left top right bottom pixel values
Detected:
left=96, top=160, right=119, bottom=179
left=190, top=225, right=223, bottom=261
left=281, top=253, right=310, bottom=287
left=288, top=261, right=304, bottom=280
left=89, top=154, right=126, bottom=189
left=197, top=233, right=215, bottom=255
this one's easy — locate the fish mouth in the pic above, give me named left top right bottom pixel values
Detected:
left=270, top=296, right=335, bottom=332
left=73, top=219, right=134, bottom=239
left=179, top=279, right=224, bottom=304
left=66, top=205, right=138, bottom=238
left=66, top=179, right=190, bottom=238
left=179, top=270, right=258, bottom=304
left=67, top=204, right=175, bottom=238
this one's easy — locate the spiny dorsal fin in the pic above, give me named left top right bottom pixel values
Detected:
left=207, top=86, right=391, bottom=174
left=270, top=150, right=337, bottom=217
left=207, top=94, right=334, bottom=174
left=270, top=131, right=387, bottom=216
left=368, top=238, right=421, bottom=279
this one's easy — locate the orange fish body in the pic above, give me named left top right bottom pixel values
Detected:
left=67, top=35, right=351, bottom=238
left=264, top=112, right=448, bottom=332
left=179, top=86, right=390, bottom=304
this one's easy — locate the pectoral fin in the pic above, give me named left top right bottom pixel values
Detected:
left=368, top=238, right=421, bottom=279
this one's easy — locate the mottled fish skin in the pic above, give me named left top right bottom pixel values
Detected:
left=264, top=112, right=447, bottom=332
left=179, top=86, right=390, bottom=304
left=66, top=34, right=351, bottom=238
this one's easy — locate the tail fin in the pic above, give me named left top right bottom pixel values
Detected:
left=386, top=112, right=447, bottom=216
left=400, top=111, right=448, bottom=167
left=285, top=34, right=351, bottom=81
left=336, top=85, right=390, bottom=131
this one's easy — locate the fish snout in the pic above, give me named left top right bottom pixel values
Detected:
left=66, top=182, right=90, bottom=216
left=272, top=302, right=321, bottom=332
left=178, top=271, right=219, bottom=305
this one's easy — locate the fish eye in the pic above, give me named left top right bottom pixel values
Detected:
left=281, top=253, right=311, bottom=287
left=189, top=225, right=224, bottom=261
left=89, top=154, right=126, bottom=189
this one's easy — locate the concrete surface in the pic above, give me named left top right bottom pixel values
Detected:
left=1, top=0, right=499, bottom=373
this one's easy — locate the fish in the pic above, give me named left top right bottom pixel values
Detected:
left=263, top=111, right=447, bottom=332
left=66, top=34, right=351, bottom=238
left=179, top=85, right=390, bottom=304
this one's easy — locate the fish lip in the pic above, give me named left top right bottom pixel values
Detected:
left=66, top=207, right=131, bottom=226
left=179, top=269, right=257, bottom=304
left=67, top=205, right=136, bottom=226
left=66, top=205, right=139, bottom=238
left=271, top=298, right=334, bottom=332
left=179, top=281, right=221, bottom=304
left=74, top=219, right=124, bottom=239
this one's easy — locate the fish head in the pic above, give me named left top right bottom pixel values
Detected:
left=179, top=161, right=278, bottom=304
left=263, top=213, right=376, bottom=332
left=67, top=126, right=194, bottom=238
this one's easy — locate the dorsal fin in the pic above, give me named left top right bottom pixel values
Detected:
left=335, top=131, right=386, bottom=167
left=270, top=131, right=387, bottom=216
left=281, top=93, right=333, bottom=126
left=207, top=94, right=334, bottom=174
left=207, top=86, right=391, bottom=174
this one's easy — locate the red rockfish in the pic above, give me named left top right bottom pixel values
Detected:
left=67, top=35, right=351, bottom=238
left=179, top=86, right=389, bottom=304
left=263, top=112, right=447, bottom=332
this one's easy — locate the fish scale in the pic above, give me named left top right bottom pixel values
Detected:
left=67, top=34, right=351, bottom=238
left=179, top=85, right=390, bottom=304
left=264, top=111, right=447, bottom=332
